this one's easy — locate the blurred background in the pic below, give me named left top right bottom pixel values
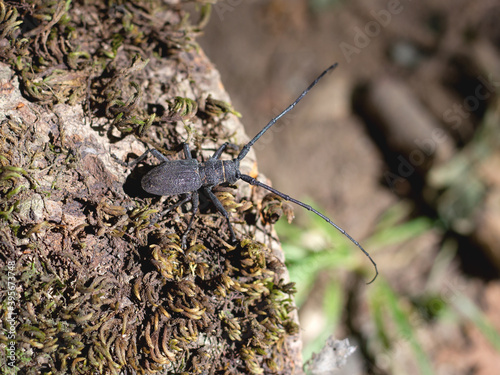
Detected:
left=198, top=0, right=500, bottom=374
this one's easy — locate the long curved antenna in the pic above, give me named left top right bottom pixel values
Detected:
left=240, top=174, right=378, bottom=284
left=237, top=63, right=338, bottom=162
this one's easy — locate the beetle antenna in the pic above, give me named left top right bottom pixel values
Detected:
left=240, top=174, right=378, bottom=284
left=236, top=63, right=338, bottom=162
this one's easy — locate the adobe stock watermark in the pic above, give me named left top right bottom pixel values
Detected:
left=213, top=0, right=244, bottom=22
left=3, top=260, right=18, bottom=373
left=442, top=74, right=499, bottom=130
left=339, top=0, right=412, bottom=63
left=384, top=73, right=499, bottom=192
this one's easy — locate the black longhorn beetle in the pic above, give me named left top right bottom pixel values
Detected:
left=123, top=63, right=378, bottom=283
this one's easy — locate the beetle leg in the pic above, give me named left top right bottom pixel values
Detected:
left=117, top=148, right=169, bottom=169
left=161, top=194, right=191, bottom=216
left=129, top=149, right=154, bottom=167
left=181, top=191, right=199, bottom=249
left=112, top=149, right=151, bottom=168
left=210, top=142, right=239, bottom=160
left=150, top=149, right=169, bottom=162
left=203, top=187, right=237, bottom=243
left=182, top=143, right=192, bottom=160
left=211, top=142, right=229, bottom=160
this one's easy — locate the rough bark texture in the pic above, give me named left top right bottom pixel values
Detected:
left=0, top=1, right=304, bottom=374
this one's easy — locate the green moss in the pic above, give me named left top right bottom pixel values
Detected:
left=0, top=1, right=299, bottom=374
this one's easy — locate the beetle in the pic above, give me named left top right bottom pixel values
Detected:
left=124, top=63, right=378, bottom=283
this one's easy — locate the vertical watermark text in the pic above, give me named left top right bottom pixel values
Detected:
left=4, top=260, right=18, bottom=373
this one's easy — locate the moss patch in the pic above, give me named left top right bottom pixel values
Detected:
left=0, top=1, right=300, bottom=374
